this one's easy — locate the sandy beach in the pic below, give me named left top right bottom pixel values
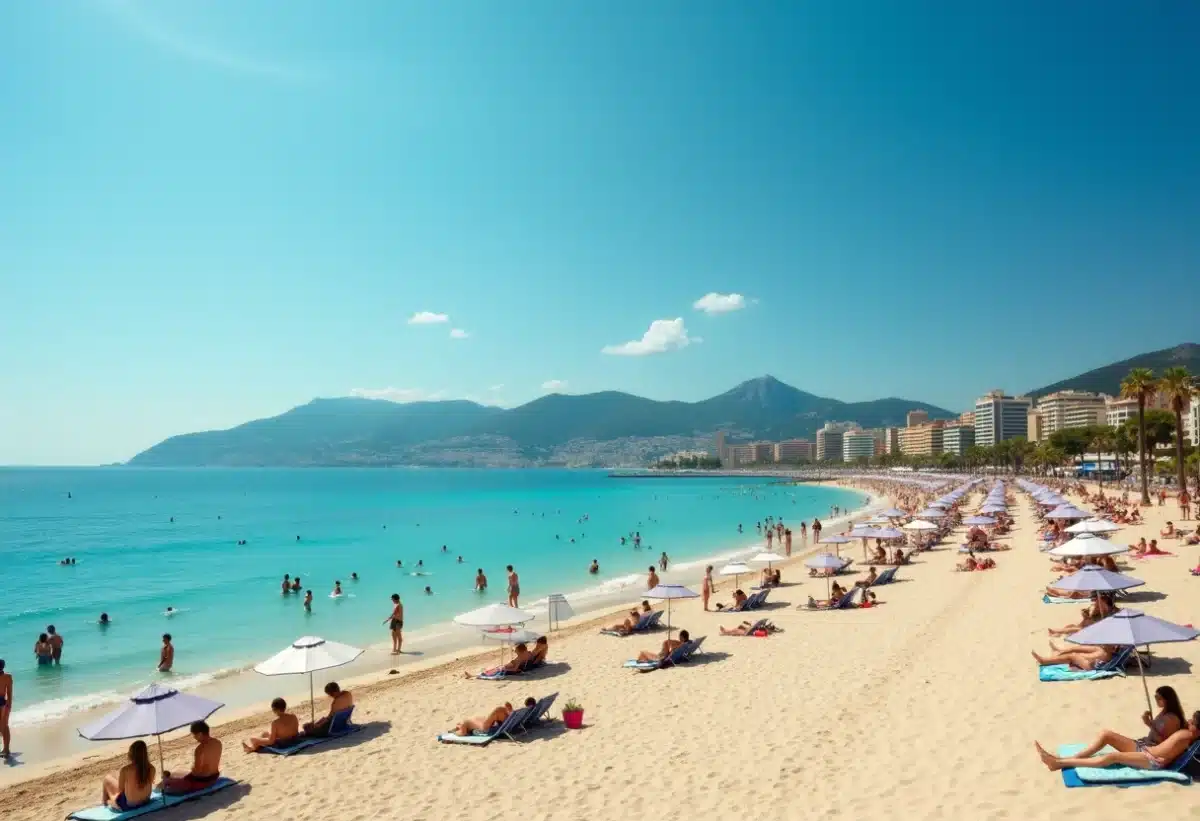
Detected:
left=4, top=479, right=1198, bottom=820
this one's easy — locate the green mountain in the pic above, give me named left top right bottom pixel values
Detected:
left=128, top=376, right=954, bottom=467
left=1027, top=343, right=1200, bottom=399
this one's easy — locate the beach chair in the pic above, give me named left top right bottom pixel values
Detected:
left=872, top=567, right=897, bottom=585
left=727, top=619, right=769, bottom=636
left=622, top=636, right=706, bottom=671
left=600, top=610, right=659, bottom=636
left=745, top=590, right=770, bottom=610
left=645, top=610, right=664, bottom=629
left=801, top=588, right=857, bottom=611
left=1037, top=646, right=1133, bottom=682
left=516, top=693, right=559, bottom=732
left=1058, top=738, right=1200, bottom=787
left=259, top=706, right=360, bottom=756
left=436, top=705, right=533, bottom=746
left=66, top=779, right=238, bottom=820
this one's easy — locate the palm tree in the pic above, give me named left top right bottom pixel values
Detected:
left=1121, top=367, right=1157, bottom=505
left=1159, top=366, right=1197, bottom=495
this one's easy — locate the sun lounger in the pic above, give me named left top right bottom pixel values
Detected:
left=517, top=693, right=558, bottom=731
left=66, top=778, right=238, bottom=820
left=1057, top=740, right=1200, bottom=787
left=622, top=636, right=706, bottom=671
left=436, top=705, right=533, bottom=746
left=872, top=567, right=898, bottom=585
left=1043, top=594, right=1085, bottom=604
left=260, top=707, right=359, bottom=755
left=600, top=610, right=662, bottom=636
left=802, top=588, right=857, bottom=611
left=1038, top=646, right=1133, bottom=681
left=745, top=589, right=770, bottom=609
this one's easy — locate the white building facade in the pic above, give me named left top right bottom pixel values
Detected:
left=974, top=390, right=1033, bottom=447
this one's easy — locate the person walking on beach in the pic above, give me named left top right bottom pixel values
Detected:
left=47, top=625, right=63, bottom=664
left=0, top=659, right=12, bottom=758
left=158, top=634, right=174, bottom=672
left=386, top=594, right=403, bottom=654
left=812, top=518, right=822, bottom=542
left=785, top=528, right=793, bottom=557
left=506, top=565, right=520, bottom=607
left=702, top=566, right=714, bottom=611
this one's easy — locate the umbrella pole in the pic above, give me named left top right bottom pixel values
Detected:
left=309, top=672, right=316, bottom=727
left=1133, top=647, right=1153, bottom=714
left=157, top=734, right=167, bottom=806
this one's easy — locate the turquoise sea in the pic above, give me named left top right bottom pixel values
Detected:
left=0, top=468, right=864, bottom=727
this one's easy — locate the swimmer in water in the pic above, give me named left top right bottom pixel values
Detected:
left=332, top=581, right=343, bottom=597
left=170, top=517, right=174, bottom=523
left=441, top=545, right=448, bottom=553
left=396, top=560, right=403, bottom=567
left=99, top=613, right=110, bottom=625
left=417, top=560, right=424, bottom=569
left=303, top=590, right=313, bottom=611
left=457, top=556, right=464, bottom=563
left=291, top=577, right=302, bottom=592
left=351, top=572, right=359, bottom=581
left=589, top=559, right=599, bottom=574
left=165, top=607, right=176, bottom=616
left=475, top=569, right=488, bottom=591
left=424, top=586, right=433, bottom=595
left=296, top=535, right=300, bottom=542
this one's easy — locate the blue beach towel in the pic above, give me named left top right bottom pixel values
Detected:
left=67, top=778, right=237, bottom=821
left=1038, top=664, right=1121, bottom=682
left=1043, top=594, right=1083, bottom=604
left=260, top=713, right=361, bottom=756
left=1056, top=743, right=1193, bottom=788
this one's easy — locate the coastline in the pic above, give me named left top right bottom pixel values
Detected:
left=3, top=486, right=881, bottom=779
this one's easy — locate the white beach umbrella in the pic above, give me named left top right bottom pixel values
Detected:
left=750, top=551, right=783, bottom=568
left=720, top=561, right=752, bottom=589
left=1065, top=518, right=1122, bottom=535
left=645, top=583, right=699, bottom=640
left=255, top=636, right=364, bottom=725
left=1048, top=534, right=1129, bottom=558
left=805, top=553, right=847, bottom=599
left=902, top=520, right=938, bottom=531
left=454, top=603, right=536, bottom=628
left=480, top=626, right=544, bottom=666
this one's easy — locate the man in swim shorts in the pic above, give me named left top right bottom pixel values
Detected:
left=159, top=634, right=174, bottom=672
left=0, top=659, right=11, bottom=757
left=304, top=682, right=353, bottom=738
left=386, top=594, right=403, bottom=654
left=161, top=721, right=222, bottom=794
left=506, top=565, right=520, bottom=607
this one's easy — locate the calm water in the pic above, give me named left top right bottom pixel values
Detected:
left=0, top=468, right=864, bottom=726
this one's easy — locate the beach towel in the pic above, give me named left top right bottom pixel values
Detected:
left=436, top=706, right=532, bottom=746
left=1043, top=594, right=1084, bottom=604
left=66, top=779, right=237, bottom=820
left=1056, top=743, right=1192, bottom=787
left=259, top=708, right=360, bottom=755
left=1132, top=551, right=1175, bottom=559
left=1038, top=664, right=1120, bottom=682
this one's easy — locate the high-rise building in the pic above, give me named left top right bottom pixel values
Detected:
left=942, top=424, right=975, bottom=455
left=883, top=427, right=902, bottom=454
left=906, top=409, right=929, bottom=427
left=1033, top=391, right=1107, bottom=438
left=974, top=390, right=1033, bottom=447
left=715, top=431, right=727, bottom=465
left=1105, top=392, right=1171, bottom=429
left=816, top=422, right=855, bottom=461
left=958, top=411, right=976, bottom=426
left=773, top=439, right=814, bottom=463
left=1027, top=410, right=1045, bottom=443
left=904, top=421, right=946, bottom=455
left=842, top=430, right=877, bottom=462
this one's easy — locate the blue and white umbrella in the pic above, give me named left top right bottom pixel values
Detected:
left=645, top=583, right=699, bottom=639
left=806, top=552, right=848, bottom=598
left=963, top=515, right=996, bottom=526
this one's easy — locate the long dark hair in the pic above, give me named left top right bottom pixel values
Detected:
left=129, top=740, right=153, bottom=786
left=1156, top=686, right=1185, bottom=725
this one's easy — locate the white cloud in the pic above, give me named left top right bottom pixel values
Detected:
left=408, top=311, right=449, bottom=325
left=602, top=318, right=695, bottom=356
left=449, top=328, right=470, bottom=339
left=488, top=384, right=504, bottom=392
left=541, top=379, right=569, bottom=392
left=350, top=387, right=446, bottom=403
left=693, top=292, right=747, bottom=315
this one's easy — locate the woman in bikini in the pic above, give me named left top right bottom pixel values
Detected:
left=701, top=566, right=714, bottom=611
left=101, top=741, right=156, bottom=811
left=1035, top=711, right=1200, bottom=772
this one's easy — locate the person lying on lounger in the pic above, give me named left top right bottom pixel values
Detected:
left=1034, top=710, right=1200, bottom=772
left=635, top=630, right=689, bottom=663
left=303, top=682, right=354, bottom=737
left=1161, top=521, right=1177, bottom=539
left=605, top=609, right=642, bottom=635
left=467, top=643, right=533, bottom=679
left=1030, top=640, right=1117, bottom=671
left=719, top=620, right=780, bottom=636
left=453, top=702, right=513, bottom=736
left=243, top=697, right=300, bottom=753
left=715, top=590, right=748, bottom=611
left=101, top=741, right=155, bottom=811
left=806, top=583, right=852, bottom=609
left=1045, top=582, right=1090, bottom=599
left=161, top=721, right=222, bottom=795
left=528, top=636, right=549, bottom=665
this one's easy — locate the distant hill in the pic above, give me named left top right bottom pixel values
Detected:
left=1027, top=343, right=1200, bottom=399
left=128, top=376, right=954, bottom=467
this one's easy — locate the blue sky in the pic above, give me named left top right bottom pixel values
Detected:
left=2, top=2, right=1198, bottom=465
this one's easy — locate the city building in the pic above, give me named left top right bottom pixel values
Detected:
left=727, top=441, right=774, bottom=465
left=906, top=409, right=929, bottom=427
left=1031, top=391, right=1107, bottom=440
left=883, top=427, right=902, bottom=454
left=904, top=420, right=946, bottom=455
left=958, top=411, right=976, bottom=426
left=1188, top=402, right=1200, bottom=447
left=715, top=431, right=727, bottom=465
left=1027, top=410, right=1045, bottom=443
left=816, top=422, right=855, bottom=461
left=941, top=424, right=975, bottom=455
left=773, top=439, right=814, bottom=463
left=1105, top=392, right=1171, bottom=429
left=974, top=390, right=1033, bottom=447
left=842, top=430, right=877, bottom=462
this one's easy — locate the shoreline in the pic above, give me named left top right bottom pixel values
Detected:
left=3, top=487, right=881, bottom=779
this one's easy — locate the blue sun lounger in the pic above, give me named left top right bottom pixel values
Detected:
left=600, top=610, right=663, bottom=636
left=259, top=707, right=360, bottom=755
left=67, top=779, right=238, bottom=820
left=622, top=636, right=706, bottom=671
left=1058, top=739, right=1200, bottom=787
left=436, top=705, right=533, bottom=746
left=802, top=588, right=857, bottom=611
left=1038, top=646, right=1133, bottom=682
left=516, top=693, right=558, bottom=731
left=872, top=567, right=898, bottom=585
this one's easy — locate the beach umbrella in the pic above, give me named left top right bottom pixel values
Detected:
left=255, top=636, right=364, bottom=725
left=480, top=626, right=544, bottom=668
left=902, top=520, right=938, bottom=531
left=979, top=503, right=1007, bottom=514
left=453, top=603, right=536, bottom=628
left=1052, top=566, right=1144, bottom=594
left=879, top=508, right=907, bottom=518
left=1046, top=505, right=1091, bottom=520
left=805, top=552, right=847, bottom=599
left=645, top=583, right=699, bottom=640
left=963, top=515, right=996, bottom=526
left=720, top=561, right=751, bottom=589
left=915, top=508, right=946, bottom=519
left=871, top=527, right=905, bottom=540
left=749, top=551, right=783, bottom=569
left=78, top=684, right=223, bottom=807
left=865, top=515, right=893, bottom=524
left=1065, top=518, right=1122, bottom=535
left=1067, top=610, right=1199, bottom=712
left=1049, top=534, right=1129, bottom=558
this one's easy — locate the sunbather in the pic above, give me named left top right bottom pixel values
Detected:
left=635, top=630, right=688, bottom=663
left=1045, top=583, right=1089, bottom=599
left=452, top=702, right=513, bottom=736
left=1034, top=711, right=1200, bottom=772
left=528, top=636, right=549, bottom=665
left=243, top=697, right=300, bottom=753
left=1031, top=640, right=1115, bottom=671
left=1144, top=539, right=1168, bottom=555
left=101, top=741, right=155, bottom=811
left=468, top=643, right=532, bottom=678
left=161, top=721, right=221, bottom=795
left=719, top=620, right=779, bottom=636
left=1129, top=537, right=1148, bottom=556
left=605, top=609, right=642, bottom=635
left=1160, top=521, right=1177, bottom=539
left=855, top=567, right=878, bottom=588
left=303, top=682, right=354, bottom=737
left=870, top=545, right=887, bottom=563
left=715, top=590, right=748, bottom=611
left=956, top=553, right=978, bottom=572
left=1047, top=606, right=1096, bottom=637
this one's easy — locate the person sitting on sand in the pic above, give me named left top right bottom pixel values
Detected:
left=715, top=589, right=748, bottom=611
left=453, top=702, right=513, bottom=736
left=1161, top=521, right=1177, bottom=539
left=303, top=682, right=353, bottom=737
left=101, top=740, right=156, bottom=811
left=870, top=545, right=888, bottom=563
left=243, top=697, right=300, bottom=753
left=468, top=644, right=532, bottom=679
left=720, top=620, right=780, bottom=636
left=1144, top=538, right=1168, bottom=556
left=161, top=721, right=221, bottom=795
left=528, top=636, right=549, bottom=665
left=956, top=553, right=978, bottom=572
left=855, top=567, right=878, bottom=588
left=893, top=547, right=909, bottom=565
left=635, top=630, right=688, bottom=663
left=1034, top=711, right=1200, bottom=773
left=1031, top=640, right=1116, bottom=671
left=1129, top=537, right=1148, bottom=556
left=605, top=609, right=642, bottom=635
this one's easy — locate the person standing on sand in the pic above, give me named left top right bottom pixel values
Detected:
left=158, top=634, right=174, bottom=672
left=386, top=594, right=403, bottom=654
left=800, top=521, right=807, bottom=541
left=506, top=565, right=520, bottom=607
left=47, top=625, right=63, bottom=664
left=785, top=528, right=793, bottom=557
left=702, top=566, right=714, bottom=611
left=812, top=518, right=822, bottom=542
left=647, top=566, right=660, bottom=589
left=0, top=659, right=12, bottom=758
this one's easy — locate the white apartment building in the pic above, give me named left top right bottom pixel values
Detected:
left=773, top=439, right=814, bottom=462
left=816, top=421, right=855, bottom=461
left=941, top=424, right=975, bottom=455
left=1105, top=392, right=1170, bottom=429
left=1032, top=391, right=1107, bottom=439
left=974, top=390, right=1033, bottom=447
left=842, top=430, right=877, bottom=462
